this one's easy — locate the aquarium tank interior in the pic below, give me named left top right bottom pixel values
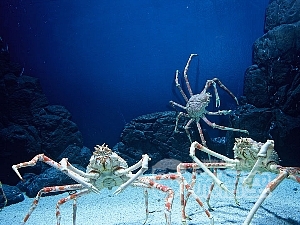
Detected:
left=0, top=0, right=299, bottom=225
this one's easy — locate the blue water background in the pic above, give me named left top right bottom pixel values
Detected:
left=0, top=0, right=269, bottom=148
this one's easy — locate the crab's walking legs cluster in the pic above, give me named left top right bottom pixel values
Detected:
left=187, top=138, right=300, bottom=225
left=170, top=53, right=248, bottom=147
left=12, top=144, right=217, bottom=225
left=170, top=53, right=249, bottom=211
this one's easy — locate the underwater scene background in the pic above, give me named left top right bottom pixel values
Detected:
left=0, top=0, right=269, bottom=147
left=0, top=0, right=300, bottom=224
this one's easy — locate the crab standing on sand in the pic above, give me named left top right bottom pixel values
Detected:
left=187, top=137, right=300, bottom=224
left=12, top=144, right=214, bottom=225
left=170, top=54, right=249, bottom=146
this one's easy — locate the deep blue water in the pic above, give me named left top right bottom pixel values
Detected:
left=0, top=0, right=269, bottom=149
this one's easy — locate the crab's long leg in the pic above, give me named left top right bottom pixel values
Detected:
left=129, top=182, right=151, bottom=224
left=22, top=184, right=83, bottom=225
left=176, top=164, right=196, bottom=221
left=114, top=154, right=150, bottom=195
left=207, top=110, right=232, bottom=116
left=12, top=154, right=46, bottom=180
left=234, top=171, right=241, bottom=199
left=174, top=69, right=189, bottom=102
left=190, top=141, right=238, bottom=164
left=143, top=189, right=149, bottom=224
left=184, top=118, right=194, bottom=143
left=56, top=188, right=91, bottom=225
left=139, top=175, right=175, bottom=225
left=206, top=169, right=217, bottom=210
left=176, top=163, right=214, bottom=224
left=202, top=115, right=249, bottom=134
left=141, top=174, right=214, bottom=225
left=243, top=140, right=275, bottom=187
left=12, top=154, right=100, bottom=194
left=244, top=166, right=300, bottom=225
left=203, top=80, right=221, bottom=107
left=195, top=121, right=207, bottom=147
left=190, top=141, right=240, bottom=205
left=169, top=101, right=186, bottom=110
left=183, top=53, right=198, bottom=97
left=175, top=112, right=189, bottom=132
left=212, top=78, right=239, bottom=105
left=243, top=169, right=289, bottom=225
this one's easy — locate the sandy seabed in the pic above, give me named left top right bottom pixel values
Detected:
left=1, top=170, right=299, bottom=225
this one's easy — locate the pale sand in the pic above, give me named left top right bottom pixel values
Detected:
left=1, top=170, right=299, bottom=225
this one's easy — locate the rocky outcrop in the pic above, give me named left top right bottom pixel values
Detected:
left=0, top=184, right=24, bottom=207
left=232, top=0, right=300, bottom=166
left=265, top=0, right=300, bottom=31
left=113, top=111, right=228, bottom=168
left=113, top=111, right=192, bottom=168
left=244, top=0, right=300, bottom=115
left=0, top=38, right=92, bottom=202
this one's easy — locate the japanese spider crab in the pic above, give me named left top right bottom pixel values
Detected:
left=185, top=137, right=300, bottom=224
left=170, top=53, right=249, bottom=146
left=12, top=144, right=214, bottom=225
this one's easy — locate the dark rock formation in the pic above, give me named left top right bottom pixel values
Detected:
left=0, top=37, right=92, bottom=202
left=16, top=165, right=86, bottom=198
left=1, top=184, right=24, bottom=206
left=113, top=111, right=230, bottom=168
left=113, top=111, right=190, bottom=168
left=231, top=0, right=300, bottom=166
left=265, top=0, right=300, bottom=31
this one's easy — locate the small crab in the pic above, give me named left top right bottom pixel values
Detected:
left=170, top=54, right=249, bottom=146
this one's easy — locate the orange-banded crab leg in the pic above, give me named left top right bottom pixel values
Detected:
left=138, top=175, right=176, bottom=225
left=190, top=142, right=240, bottom=205
left=21, top=184, right=84, bottom=225
left=178, top=161, right=236, bottom=216
left=176, top=163, right=214, bottom=225
left=12, top=154, right=100, bottom=193
left=129, top=182, right=152, bottom=224
left=202, top=115, right=249, bottom=134
left=139, top=173, right=214, bottom=225
left=114, top=154, right=150, bottom=195
left=243, top=166, right=300, bottom=225
left=56, top=188, right=91, bottom=225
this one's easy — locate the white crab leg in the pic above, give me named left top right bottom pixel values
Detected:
left=243, top=170, right=288, bottom=225
left=114, top=154, right=150, bottom=195
left=183, top=53, right=198, bottom=97
left=174, top=69, right=189, bottom=102
left=190, top=142, right=239, bottom=205
left=243, top=140, right=274, bottom=187
left=12, top=154, right=100, bottom=193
